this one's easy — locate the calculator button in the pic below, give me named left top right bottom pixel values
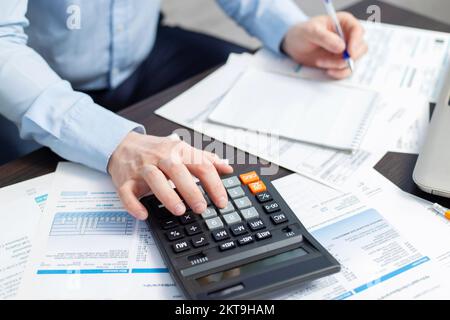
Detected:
left=239, top=171, right=259, bottom=185
left=248, top=180, right=267, bottom=194
left=201, top=207, right=218, bottom=219
left=185, top=222, right=202, bottom=236
left=240, top=207, right=259, bottom=220
left=230, top=223, right=247, bottom=236
left=219, top=201, right=235, bottom=215
left=222, top=211, right=242, bottom=225
left=166, top=228, right=184, bottom=241
left=263, top=202, right=281, bottom=213
left=219, top=240, right=236, bottom=251
left=205, top=217, right=224, bottom=230
left=256, top=192, right=272, bottom=203
left=237, top=235, right=254, bottom=246
left=271, top=212, right=288, bottom=225
left=227, top=186, right=246, bottom=199
left=173, top=240, right=190, bottom=253
left=255, top=230, right=272, bottom=241
left=179, top=212, right=196, bottom=225
left=222, top=176, right=241, bottom=189
left=198, top=185, right=206, bottom=194
left=212, top=228, right=230, bottom=242
left=234, top=196, right=252, bottom=210
left=248, top=218, right=265, bottom=231
left=191, top=235, right=209, bottom=248
left=204, top=195, right=212, bottom=205
left=160, top=218, right=179, bottom=230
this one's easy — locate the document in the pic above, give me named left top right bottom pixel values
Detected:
left=209, top=69, right=378, bottom=151
left=0, top=174, right=53, bottom=213
left=271, top=173, right=449, bottom=299
left=0, top=174, right=52, bottom=299
left=156, top=55, right=428, bottom=189
left=18, top=162, right=181, bottom=300
left=252, top=21, right=450, bottom=103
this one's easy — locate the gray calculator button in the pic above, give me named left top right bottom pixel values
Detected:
left=240, top=207, right=259, bottom=220
left=198, top=185, right=206, bottom=194
left=222, top=176, right=241, bottom=189
left=234, top=196, right=252, bottom=209
left=222, top=211, right=242, bottom=225
left=227, top=186, right=245, bottom=199
left=219, top=201, right=235, bottom=214
left=205, top=217, right=224, bottom=230
left=201, top=207, right=217, bottom=219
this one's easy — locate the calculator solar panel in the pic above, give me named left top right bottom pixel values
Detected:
left=142, top=171, right=340, bottom=299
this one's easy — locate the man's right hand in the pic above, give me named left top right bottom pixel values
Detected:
left=108, top=132, right=233, bottom=220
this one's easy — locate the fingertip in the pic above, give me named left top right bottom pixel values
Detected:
left=136, top=209, right=149, bottom=220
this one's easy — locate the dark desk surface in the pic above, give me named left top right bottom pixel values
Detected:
left=1, top=0, right=450, bottom=207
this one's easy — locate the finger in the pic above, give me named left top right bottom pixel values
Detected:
left=159, top=157, right=207, bottom=214
left=337, top=12, right=365, bottom=56
left=326, top=67, right=353, bottom=80
left=118, top=181, right=148, bottom=220
left=141, top=164, right=186, bottom=216
left=315, top=55, right=349, bottom=70
left=309, top=23, right=346, bottom=54
left=203, top=152, right=233, bottom=175
left=187, top=152, right=229, bottom=209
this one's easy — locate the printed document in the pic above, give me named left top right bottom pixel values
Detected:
left=271, top=173, right=449, bottom=299
left=18, top=162, right=181, bottom=299
left=0, top=174, right=52, bottom=299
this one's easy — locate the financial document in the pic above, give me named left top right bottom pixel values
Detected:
left=18, top=162, right=181, bottom=299
left=253, top=21, right=450, bottom=103
left=156, top=54, right=428, bottom=189
left=0, top=174, right=52, bottom=299
left=272, top=173, right=449, bottom=299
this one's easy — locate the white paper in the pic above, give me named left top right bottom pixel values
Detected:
left=18, top=162, right=181, bottom=300
left=0, top=174, right=52, bottom=299
left=156, top=55, right=428, bottom=189
left=253, top=21, right=450, bottom=103
left=271, top=173, right=449, bottom=299
left=209, top=69, right=378, bottom=151
left=0, top=174, right=53, bottom=213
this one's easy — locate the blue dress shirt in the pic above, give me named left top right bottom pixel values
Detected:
left=0, top=0, right=307, bottom=173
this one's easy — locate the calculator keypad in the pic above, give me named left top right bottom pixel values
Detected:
left=148, top=171, right=293, bottom=257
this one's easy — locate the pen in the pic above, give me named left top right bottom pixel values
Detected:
left=431, top=203, right=450, bottom=220
left=322, top=0, right=355, bottom=72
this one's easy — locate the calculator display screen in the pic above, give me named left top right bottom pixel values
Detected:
left=196, top=247, right=307, bottom=287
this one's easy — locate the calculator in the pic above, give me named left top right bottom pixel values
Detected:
left=141, top=171, right=340, bottom=299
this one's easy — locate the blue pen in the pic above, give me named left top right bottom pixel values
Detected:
left=322, top=0, right=355, bottom=72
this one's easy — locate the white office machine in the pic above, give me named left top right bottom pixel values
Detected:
left=414, top=70, right=450, bottom=196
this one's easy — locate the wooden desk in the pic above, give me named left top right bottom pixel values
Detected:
left=1, top=0, right=449, bottom=207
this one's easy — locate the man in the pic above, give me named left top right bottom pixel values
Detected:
left=0, top=1, right=367, bottom=220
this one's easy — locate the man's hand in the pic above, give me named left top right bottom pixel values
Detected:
left=108, top=132, right=233, bottom=220
left=282, top=12, right=368, bottom=79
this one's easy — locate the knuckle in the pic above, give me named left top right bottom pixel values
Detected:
left=196, top=162, right=215, bottom=176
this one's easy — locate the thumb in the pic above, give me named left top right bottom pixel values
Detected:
left=309, top=25, right=346, bottom=54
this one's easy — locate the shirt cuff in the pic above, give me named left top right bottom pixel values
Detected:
left=258, top=1, right=308, bottom=53
left=21, top=81, right=145, bottom=173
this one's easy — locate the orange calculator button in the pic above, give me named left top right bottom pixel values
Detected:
left=239, top=171, right=259, bottom=185
left=248, top=180, right=267, bottom=195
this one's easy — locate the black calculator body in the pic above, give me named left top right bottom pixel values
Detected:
left=142, top=171, right=340, bottom=299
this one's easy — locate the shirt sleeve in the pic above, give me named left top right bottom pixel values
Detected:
left=216, top=0, right=308, bottom=53
left=0, top=0, right=145, bottom=173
